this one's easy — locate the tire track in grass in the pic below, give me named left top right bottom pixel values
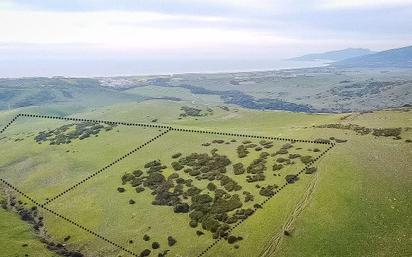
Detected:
left=259, top=165, right=321, bottom=257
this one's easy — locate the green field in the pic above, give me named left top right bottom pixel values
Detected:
left=0, top=99, right=411, bottom=257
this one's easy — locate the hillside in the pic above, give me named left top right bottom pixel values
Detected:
left=2, top=67, right=412, bottom=114
left=0, top=101, right=411, bottom=257
left=333, top=45, right=412, bottom=68
left=288, top=48, right=374, bottom=61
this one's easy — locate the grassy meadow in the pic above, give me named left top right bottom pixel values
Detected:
left=0, top=99, right=411, bottom=257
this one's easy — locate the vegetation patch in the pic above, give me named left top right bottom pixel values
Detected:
left=34, top=122, right=117, bottom=145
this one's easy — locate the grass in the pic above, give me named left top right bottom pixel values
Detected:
left=0, top=193, right=56, bottom=257
left=40, top=130, right=327, bottom=257
left=0, top=116, right=167, bottom=203
left=0, top=101, right=411, bottom=257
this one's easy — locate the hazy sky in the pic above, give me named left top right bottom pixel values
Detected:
left=0, top=0, right=411, bottom=77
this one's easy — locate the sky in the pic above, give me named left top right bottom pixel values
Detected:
left=0, top=0, right=411, bottom=77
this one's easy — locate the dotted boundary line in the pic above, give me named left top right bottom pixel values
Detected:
left=0, top=113, right=21, bottom=134
left=0, top=113, right=337, bottom=257
left=196, top=144, right=336, bottom=257
left=43, top=129, right=170, bottom=206
left=15, top=113, right=333, bottom=145
left=0, top=178, right=139, bottom=257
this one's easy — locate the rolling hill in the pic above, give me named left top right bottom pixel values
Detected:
left=288, top=48, right=374, bottom=61
left=333, top=45, right=412, bottom=68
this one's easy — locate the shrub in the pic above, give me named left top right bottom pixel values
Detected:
left=152, top=242, right=160, bottom=249
left=140, top=249, right=151, bottom=257
left=259, top=185, right=276, bottom=197
left=167, top=236, right=177, bottom=247
left=272, top=164, right=283, bottom=171
left=174, top=203, right=190, bottom=213
left=121, top=173, right=134, bottom=184
left=285, top=174, right=299, bottom=184
left=288, top=153, right=301, bottom=159
left=281, top=143, right=293, bottom=149
left=207, top=182, right=217, bottom=191
left=228, top=235, right=238, bottom=244
left=237, top=145, right=249, bottom=158
left=372, top=128, right=402, bottom=137
left=172, top=153, right=182, bottom=159
left=129, top=199, right=135, bottom=204
left=305, top=167, right=317, bottom=174
left=276, top=157, right=288, bottom=163
left=300, top=155, right=313, bottom=164
left=275, top=149, right=288, bottom=155
left=117, top=187, right=125, bottom=193
left=135, top=187, right=145, bottom=193
left=189, top=169, right=201, bottom=176
left=189, top=220, right=198, bottom=228
left=196, top=230, right=204, bottom=236
left=233, top=163, right=245, bottom=175
left=335, top=138, right=347, bottom=143
left=143, top=234, right=150, bottom=241
left=171, top=161, right=184, bottom=171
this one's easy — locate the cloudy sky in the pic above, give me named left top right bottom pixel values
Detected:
left=0, top=0, right=411, bottom=77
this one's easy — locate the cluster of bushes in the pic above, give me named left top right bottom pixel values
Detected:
left=119, top=152, right=248, bottom=244
left=180, top=106, right=207, bottom=117
left=247, top=152, right=268, bottom=174
left=259, top=185, right=278, bottom=197
left=272, top=164, right=283, bottom=171
left=34, top=122, right=116, bottom=145
left=233, top=163, right=245, bottom=175
left=236, top=141, right=259, bottom=158
left=237, top=145, right=249, bottom=158
left=315, top=123, right=373, bottom=135
left=243, top=191, right=254, bottom=202
left=372, top=128, right=402, bottom=137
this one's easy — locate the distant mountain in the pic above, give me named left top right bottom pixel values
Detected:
left=333, top=45, right=412, bottom=68
left=288, top=48, right=375, bottom=62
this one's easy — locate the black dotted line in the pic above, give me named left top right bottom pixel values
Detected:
left=2, top=113, right=336, bottom=257
left=43, top=129, right=170, bottom=206
left=0, top=113, right=21, bottom=134
left=195, top=144, right=336, bottom=257
left=19, top=113, right=333, bottom=145
left=19, top=113, right=173, bottom=130
left=169, top=127, right=333, bottom=145
left=0, top=178, right=139, bottom=257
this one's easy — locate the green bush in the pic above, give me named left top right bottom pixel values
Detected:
left=152, top=242, right=160, bottom=249
left=300, top=155, right=313, bottom=164
left=167, top=236, right=177, bottom=247
left=272, top=164, right=283, bottom=171
left=305, top=167, right=317, bottom=174
left=285, top=174, right=299, bottom=184
left=207, top=182, right=217, bottom=191
left=140, top=249, right=151, bottom=257
left=135, top=187, right=145, bottom=193
left=172, top=153, right=182, bottom=159
left=228, top=235, right=238, bottom=244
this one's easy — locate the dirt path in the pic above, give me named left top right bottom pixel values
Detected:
left=258, top=168, right=321, bottom=257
